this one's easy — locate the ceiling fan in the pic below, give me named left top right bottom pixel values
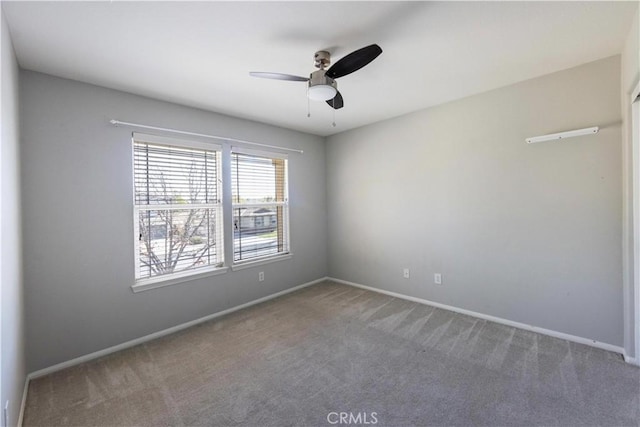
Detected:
left=250, top=44, right=383, bottom=110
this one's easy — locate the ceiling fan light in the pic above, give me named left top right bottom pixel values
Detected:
left=308, top=84, right=337, bottom=101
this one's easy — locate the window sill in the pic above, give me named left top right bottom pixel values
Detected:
left=231, top=253, right=292, bottom=271
left=132, top=266, right=229, bottom=293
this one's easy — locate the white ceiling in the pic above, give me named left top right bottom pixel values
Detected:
left=2, top=1, right=638, bottom=136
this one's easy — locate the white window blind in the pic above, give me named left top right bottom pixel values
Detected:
left=133, top=135, right=223, bottom=282
left=231, top=149, right=289, bottom=262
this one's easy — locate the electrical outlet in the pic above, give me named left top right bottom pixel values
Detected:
left=4, top=400, right=9, bottom=427
left=258, top=271, right=264, bottom=282
left=434, top=273, right=442, bottom=285
left=403, top=268, right=410, bottom=279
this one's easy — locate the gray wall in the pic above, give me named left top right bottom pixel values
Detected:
left=1, top=10, right=25, bottom=427
left=20, top=71, right=327, bottom=372
left=326, top=56, right=623, bottom=346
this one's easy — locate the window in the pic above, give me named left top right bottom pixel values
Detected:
left=133, top=134, right=224, bottom=284
left=231, top=149, right=290, bottom=262
left=131, top=133, right=292, bottom=290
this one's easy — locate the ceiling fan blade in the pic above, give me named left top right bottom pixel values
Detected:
left=249, top=72, right=309, bottom=82
left=325, top=44, right=382, bottom=79
left=326, top=91, right=344, bottom=110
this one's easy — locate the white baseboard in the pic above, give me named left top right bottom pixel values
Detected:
left=28, top=277, right=327, bottom=380
left=623, top=350, right=639, bottom=366
left=17, top=376, right=29, bottom=427
left=329, top=277, right=626, bottom=356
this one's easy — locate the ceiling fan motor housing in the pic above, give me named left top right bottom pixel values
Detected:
left=309, top=70, right=336, bottom=88
left=308, top=70, right=337, bottom=101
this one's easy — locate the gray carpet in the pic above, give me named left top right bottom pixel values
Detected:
left=24, top=281, right=640, bottom=426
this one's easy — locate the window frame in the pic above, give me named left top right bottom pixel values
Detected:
left=131, top=133, right=227, bottom=292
